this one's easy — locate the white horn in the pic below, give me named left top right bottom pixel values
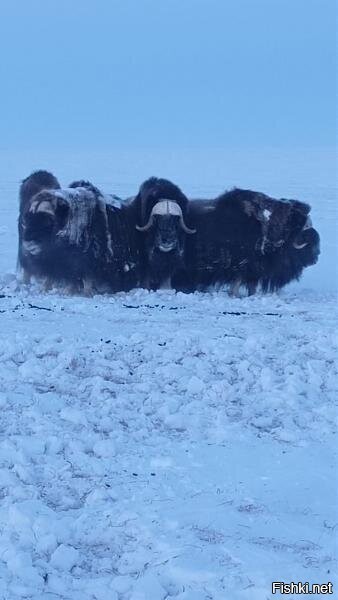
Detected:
left=135, top=199, right=181, bottom=231
left=135, top=214, right=154, bottom=231
left=135, top=199, right=196, bottom=234
left=303, top=216, right=312, bottom=230
left=179, top=215, right=196, bottom=234
left=152, top=199, right=196, bottom=233
left=293, top=216, right=312, bottom=249
left=36, top=201, right=55, bottom=216
left=293, top=241, right=308, bottom=249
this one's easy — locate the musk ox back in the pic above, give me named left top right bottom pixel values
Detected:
left=130, top=177, right=195, bottom=289
left=19, top=172, right=140, bottom=294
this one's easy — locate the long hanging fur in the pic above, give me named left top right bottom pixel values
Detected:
left=179, top=188, right=320, bottom=294
left=18, top=175, right=141, bottom=293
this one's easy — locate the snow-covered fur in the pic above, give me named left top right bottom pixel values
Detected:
left=19, top=173, right=140, bottom=294
left=68, top=180, right=103, bottom=197
left=129, top=177, right=193, bottom=289
left=176, top=188, right=320, bottom=294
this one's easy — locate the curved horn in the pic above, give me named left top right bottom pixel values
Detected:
left=135, top=199, right=196, bottom=234
left=135, top=199, right=177, bottom=231
left=135, top=213, right=154, bottom=232
left=179, top=215, right=196, bottom=234
left=293, top=217, right=312, bottom=249
left=303, top=216, right=312, bottom=230
left=153, top=199, right=196, bottom=233
left=293, top=240, right=308, bottom=249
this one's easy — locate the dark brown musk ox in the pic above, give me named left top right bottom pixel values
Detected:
left=18, top=171, right=141, bottom=294
left=176, top=188, right=320, bottom=295
left=18, top=170, right=61, bottom=282
left=127, top=177, right=196, bottom=289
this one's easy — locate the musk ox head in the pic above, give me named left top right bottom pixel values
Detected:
left=134, top=177, right=195, bottom=267
left=22, top=190, right=69, bottom=245
left=290, top=215, right=320, bottom=266
left=18, top=171, right=63, bottom=275
left=131, top=177, right=196, bottom=288
left=20, top=170, right=61, bottom=211
left=278, top=203, right=320, bottom=262
left=136, top=199, right=196, bottom=249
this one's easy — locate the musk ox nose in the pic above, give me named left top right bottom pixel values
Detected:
left=158, top=242, right=176, bottom=253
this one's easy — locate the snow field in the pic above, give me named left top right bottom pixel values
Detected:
left=0, top=284, right=337, bottom=599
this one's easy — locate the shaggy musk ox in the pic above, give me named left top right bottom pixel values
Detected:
left=18, top=173, right=320, bottom=295
left=129, top=177, right=196, bottom=289
left=18, top=171, right=140, bottom=294
left=179, top=188, right=320, bottom=294
left=18, top=170, right=61, bottom=282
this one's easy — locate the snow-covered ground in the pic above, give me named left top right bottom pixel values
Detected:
left=0, top=148, right=337, bottom=599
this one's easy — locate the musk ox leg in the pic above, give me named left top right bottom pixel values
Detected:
left=82, top=278, right=95, bottom=297
left=247, top=281, right=258, bottom=296
left=141, top=274, right=151, bottom=290
left=62, top=281, right=82, bottom=296
left=159, top=276, right=172, bottom=290
left=22, top=269, right=32, bottom=285
left=43, top=278, right=54, bottom=292
left=228, top=279, right=242, bottom=297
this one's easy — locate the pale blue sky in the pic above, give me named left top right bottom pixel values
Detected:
left=0, top=0, right=336, bottom=150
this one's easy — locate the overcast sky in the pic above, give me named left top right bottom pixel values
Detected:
left=0, top=0, right=336, bottom=151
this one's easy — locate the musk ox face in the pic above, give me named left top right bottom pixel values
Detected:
left=133, top=178, right=196, bottom=288
left=289, top=215, right=320, bottom=261
left=291, top=215, right=312, bottom=247
left=150, top=214, right=182, bottom=254
left=292, top=223, right=320, bottom=266
left=22, top=191, right=69, bottom=246
left=136, top=199, right=195, bottom=257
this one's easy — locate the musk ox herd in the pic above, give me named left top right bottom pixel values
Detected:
left=17, top=170, right=320, bottom=296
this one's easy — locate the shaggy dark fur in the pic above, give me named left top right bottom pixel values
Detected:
left=20, top=170, right=61, bottom=212
left=68, top=180, right=103, bottom=197
left=133, top=177, right=189, bottom=225
left=129, top=177, right=192, bottom=289
left=19, top=173, right=141, bottom=294
left=175, top=188, right=320, bottom=294
left=259, top=225, right=320, bottom=292
left=18, top=173, right=320, bottom=296
left=18, top=170, right=61, bottom=279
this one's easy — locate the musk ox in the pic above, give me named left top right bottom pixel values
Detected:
left=128, top=177, right=196, bottom=289
left=179, top=188, right=320, bottom=295
left=18, top=170, right=61, bottom=282
left=18, top=172, right=141, bottom=294
left=18, top=172, right=320, bottom=297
